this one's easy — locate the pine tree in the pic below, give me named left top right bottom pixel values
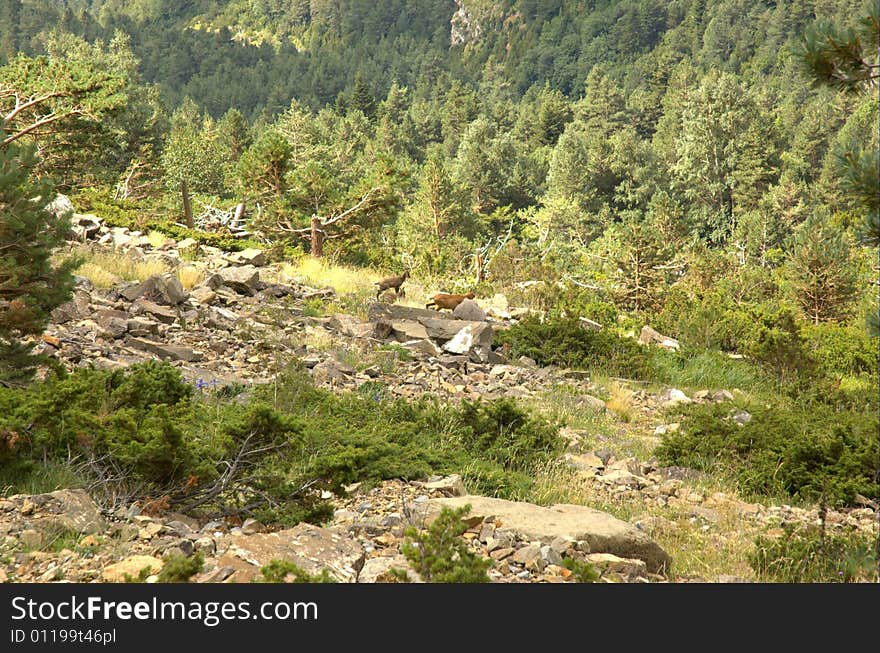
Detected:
left=784, top=215, right=859, bottom=325
left=797, top=4, right=879, bottom=94
left=796, top=5, right=879, bottom=332
left=0, top=141, right=78, bottom=386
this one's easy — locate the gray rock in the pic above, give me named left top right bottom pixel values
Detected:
left=218, top=266, right=260, bottom=294
left=45, top=193, right=75, bottom=219
left=390, top=320, right=431, bottom=342
left=197, top=566, right=235, bottom=583
left=5, top=489, right=105, bottom=536
left=511, top=543, right=542, bottom=566
left=578, top=317, right=603, bottom=330
left=228, top=523, right=365, bottom=583
left=236, top=248, right=266, bottom=266
left=639, top=325, right=680, bottom=351
left=441, top=323, right=494, bottom=362
left=131, top=298, right=178, bottom=324
left=70, top=214, right=102, bottom=240
left=732, top=410, right=752, bottom=426
left=423, top=474, right=467, bottom=497
left=126, top=337, right=201, bottom=362
left=126, top=317, right=160, bottom=337
left=51, top=289, right=92, bottom=324
left=452, top=299, right=487, bottom=322
left=428, top=495, right=671, bottom=574
left=200, top=273, right=225, bottom=290
left=121, top=274, right=188, bottom=306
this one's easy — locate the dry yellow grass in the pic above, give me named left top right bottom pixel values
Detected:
left=605, top=381, right=635, bottom=423
left=175, top=265, right=205, bottom=290
left=74, top=250, right=170, bottom=288
left=281, top=258, right=379, bottom=295
left=146, top=230, right=171, bottom=248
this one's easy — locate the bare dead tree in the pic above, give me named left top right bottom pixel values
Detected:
left=277, top=187, right=381, bottom=257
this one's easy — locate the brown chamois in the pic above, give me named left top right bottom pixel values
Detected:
left=374, top=269, right=410, bottom=301
left=425, top=291, right=475, bottom=311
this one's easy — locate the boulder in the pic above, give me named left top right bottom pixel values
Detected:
left=120, top=274, right=187, bottom=306
left=639, top=326, right=680, bottom=351
left=228, top=523, right=365, bottom=583
left=426, top=495, right=671, bottom=574
left=218, top=265, right=261, bottom=294
left=236, top=248, right=266, bottom=266
left=441, top=323, right=494, bottom=362
left=452, top=298, right=487, bottom=322
left=3, top=489, right=105, bottom=537
left=131, top=298, right=178, bottom=324
left=102, top=556, right=164, bottom=583
left=70, top=214, right=103, bottom=241
left=51, top=288, right=92, bottom=324
left=126, top=337, right=201, bottom=362
left=45, top=193, right=75, bottom=219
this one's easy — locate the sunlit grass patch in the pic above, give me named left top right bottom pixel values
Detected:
left=175, top=264, right=205, bottom=290
left=146, top=230, right=171, bottom=248
left=281, top=258, right=378, bottom=295
left=74, top=249, right=170, bottom=288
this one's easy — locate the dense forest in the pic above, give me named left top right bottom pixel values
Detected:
left=0, top=0, right=878, bottom=581
left=2, top=0, right=876, bottom=312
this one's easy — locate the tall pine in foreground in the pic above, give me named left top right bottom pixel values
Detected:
left=0, top=141, right=78, bottom=386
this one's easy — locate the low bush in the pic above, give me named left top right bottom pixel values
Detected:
left=400, top=505, right=491, bottom=583
left=495, top=316, right=656, bottom=379
left=256, top=560, right=336, bottom=583
left=2, top=358, right=565, bottom=524
left=158, top=552, right=205, bottom=583
left=749, top=526, right=878, bottom=583
left=656, top=402, right=879, bottom=507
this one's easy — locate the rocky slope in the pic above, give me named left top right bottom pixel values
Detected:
left=3, top=211, right=876, bottom=584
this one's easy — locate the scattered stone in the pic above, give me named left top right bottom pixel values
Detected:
left=423, top=474, right=467, bottom=497
left=218, top=266, right=261, bottom=294
left=732, top=410, right=752, bottom=426
left=639, top=326, right=680, bottom=351
left=452, top=299, right=487, bottom=322
left=102, top=556, right=164, bottom=583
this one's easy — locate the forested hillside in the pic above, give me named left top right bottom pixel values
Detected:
left=0, top=0, right=877, bottom=582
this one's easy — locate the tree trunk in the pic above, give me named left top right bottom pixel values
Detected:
left=310, top=216, right=324, bottom=257
left=181, top=178, right=193, bottom=228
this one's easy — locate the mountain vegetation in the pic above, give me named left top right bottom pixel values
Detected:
left=0, top=0, right=877, bottom=581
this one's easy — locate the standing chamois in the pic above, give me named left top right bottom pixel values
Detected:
left=374, top=269, right=410, bottom=301
left=425, top=292, right=475, bottom=311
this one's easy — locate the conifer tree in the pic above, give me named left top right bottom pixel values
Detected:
left=0, top=141, right=78, bottom=386
left=784, top=215, right=858, bottom=325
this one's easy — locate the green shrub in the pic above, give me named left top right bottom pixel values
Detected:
left=258, top=367, right=564, bottom=502
left=401, top=505, right=491, bottom=583
left=158, top=552, right=205, bottom=583
left=800, top=323, right=878, bottom=378
left=495, top=317, right=656, bottom=379
left=457, top=397, right=564, bottom=472
left=562, top=558, right=600, bottom=583
left=749, top=526, right=878, bottom=583
left=656, top=402, right=879, bottom=507
left=256, top=560, right=336, bottom=583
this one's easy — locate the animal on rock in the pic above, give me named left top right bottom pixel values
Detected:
left=425, top=292, right=475, bottom=311
left=374, top=270, right=410, bottom=301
